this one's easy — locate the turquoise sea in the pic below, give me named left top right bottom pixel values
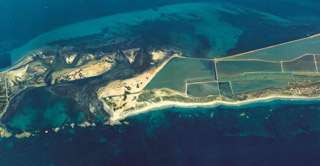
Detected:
left=1, top=0, right=319, bottom=71
left=1, top=0, right=320, bottom=165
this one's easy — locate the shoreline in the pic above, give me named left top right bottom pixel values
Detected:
left=109, top=95, right=320, bottom=123
left=2, top=95, right=320, bottom=138
left=0, top=55, right=34, bottom=74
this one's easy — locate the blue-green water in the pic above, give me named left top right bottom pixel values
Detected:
left=2, top=99, right=320, bottom=165
left=2, top=88, right=84, bottom=132
left=2, top=86, right=320, bottom=165
left=1, top=0, right=320, bottom=71
left=1, top=0, right=320, bottom=165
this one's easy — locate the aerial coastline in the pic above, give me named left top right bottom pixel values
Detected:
left=1, top=33, right=320, bottom=130
left=109, top=95, right=320, bottom=123
left=2, top=1, right=320, bottom=166
left=0, top=2, right=319, bottom=140
left=2, top=94, right=319, bottom=139
left=100, top=33, right=320, bottom=123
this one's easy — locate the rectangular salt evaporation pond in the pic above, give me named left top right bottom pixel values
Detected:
left=315, top=55, right=320, bottom=63
left=225, top=35, right=320, bottom=61
left=146, top=58, right=215, bottom=93
left=216, top=60, right=281, bottom=78
left=293, top=74, right=320, bottom=82
left=315, top=55, right=320, bottom=71
left=187, top=77, right=216, bottom=84
left=218, top=82, right=233, bottom=98
left=219, top=72, right=293, bottom=82
left=231, top=79, right=290, bottom=94
left=187, top=82, right=219, bottom=97
left=283, top=55, right=317, bottom=72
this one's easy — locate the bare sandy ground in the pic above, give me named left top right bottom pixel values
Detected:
left=98, top=53, right=180, bottom=97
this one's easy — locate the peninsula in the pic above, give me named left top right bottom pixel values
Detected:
left=98, top=34, right=320, bottom=123
left=0, top=33, right=319, bottom=132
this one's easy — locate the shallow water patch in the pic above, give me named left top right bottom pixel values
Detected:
left=4, top=87, right=81, bottom=132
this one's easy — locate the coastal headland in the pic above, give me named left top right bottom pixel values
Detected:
left=0, top=12, right=319, bottom=136
left=99, top=34, right=320, bottom=123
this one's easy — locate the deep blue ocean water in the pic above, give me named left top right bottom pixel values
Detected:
left=1, top=0, right=320, bottom=165
left=2, top=99, right=320, bottom=166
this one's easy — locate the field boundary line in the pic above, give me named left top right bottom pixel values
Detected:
left=314, top=54, right=318, bottom=73
left=217, top=59, right=280, bottom=63
left=188, top=80, right=218, bottom=85
left=219, top=54, right=315, bottom=63
left=229, top=81, right=235, bottom=96
left=185, top=83, right=188, bottom=94
left=214, top=59, right=221, bottom=95
left=218, top=33, right=320, bottom=61
left=178, top=56, right=214, bottom=61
